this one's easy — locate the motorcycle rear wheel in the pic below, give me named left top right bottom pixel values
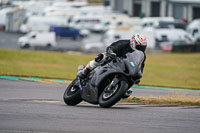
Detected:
left=63, top=79, right=82, bottom=106
left=99, top=79, right=128, bottom=108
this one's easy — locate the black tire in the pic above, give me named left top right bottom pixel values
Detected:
left=23, top=43, right=30, bottom=49
left=73, top=36, right=77, bottom=40
left=46, top=43, right=52, bottom=48
left=99, top=80, right=128, bottom=108
left=63, top=79, right=82, bottom=106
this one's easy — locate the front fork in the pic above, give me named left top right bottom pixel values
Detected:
left=106, top=74, right=119, bottom=91
left=109, top=74, right=132, bottom=97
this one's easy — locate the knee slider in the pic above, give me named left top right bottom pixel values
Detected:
left=94, top=53, right=104, bottom=62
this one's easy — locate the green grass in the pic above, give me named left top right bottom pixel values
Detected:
left=126, top=96, right=200, bottom=106
left=0, top=49, right=94, bottom=79
left=88, top=0, right=103, bottom=4
left=0, top=49, right=200, bottom=89
left=142, top=53, right=200, bottom=89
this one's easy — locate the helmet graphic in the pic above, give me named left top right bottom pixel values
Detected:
left=130, top=34, right=147, bottom=52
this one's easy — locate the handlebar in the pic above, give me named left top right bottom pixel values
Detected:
left=106, top=53, right=117, bottom=60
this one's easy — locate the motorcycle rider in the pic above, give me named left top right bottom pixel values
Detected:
left=77, top=34, right=147, bottom=85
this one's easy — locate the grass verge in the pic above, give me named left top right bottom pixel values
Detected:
left=0, top=49, right=94, bottom=80
left=0, top=49, right=200, bottom=89
left=124, top=95, right=200, bottom=106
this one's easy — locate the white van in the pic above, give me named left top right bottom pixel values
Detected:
left=69, top=15, right=102, bottom=31
left=103, top=27, right=155, bottom=48
left=187, top=19, right=200, bottom=42
left=155, top=29, right=195, bottom=44
left=18, top=32, right=56, bottom=48
left=141, top=17, right=175, bottom=29
left=20, top=16, right=68, bottom=33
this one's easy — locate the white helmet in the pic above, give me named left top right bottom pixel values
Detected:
left=130, top=34, right=147, bottom=52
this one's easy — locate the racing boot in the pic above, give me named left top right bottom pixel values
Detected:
left=77, top=65, right=91, bottom=79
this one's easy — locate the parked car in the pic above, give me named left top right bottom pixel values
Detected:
left=51, top=26, right=83, bottom=40
left=18, top=32, right=56, bottom=48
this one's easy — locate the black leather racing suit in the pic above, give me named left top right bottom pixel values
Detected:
left=79, top=40, right=146, bottom=81
left=106, top=40, right=146, bottom=73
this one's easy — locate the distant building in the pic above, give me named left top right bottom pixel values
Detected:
left=110, top=0, right=200, bottom=22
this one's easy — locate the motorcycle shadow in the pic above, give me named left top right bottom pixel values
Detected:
left=75, top=104, right=134, bottom=109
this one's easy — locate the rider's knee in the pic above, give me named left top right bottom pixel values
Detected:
left=87, top=53, right=106, bottom=70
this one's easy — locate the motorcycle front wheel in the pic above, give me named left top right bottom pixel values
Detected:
left=99, top=78, right=128, bottom=108
left=63, top=79, right=82, bottom=106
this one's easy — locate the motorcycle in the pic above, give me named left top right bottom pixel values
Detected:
left=63, top=50, right=145, bottom=108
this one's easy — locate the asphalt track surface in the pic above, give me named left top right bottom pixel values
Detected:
left=0, top=79, right=200, bottom=133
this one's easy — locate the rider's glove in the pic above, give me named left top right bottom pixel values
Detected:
left=107, top=52, right=116, bottom=59
left=106, top=48, right=117, bottom=59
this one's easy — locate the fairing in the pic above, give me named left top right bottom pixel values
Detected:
left=90, top=50, right=144, bottom=87
left=80, top=50, right=144, bottom=104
